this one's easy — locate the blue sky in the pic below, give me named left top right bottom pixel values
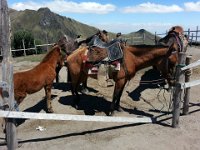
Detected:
left=8, top=0, right=200, bottom=34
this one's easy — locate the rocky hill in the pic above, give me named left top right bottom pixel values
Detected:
left=9, top=7, right=157, bottom=45
left=9, top=7, right=99, bottom=43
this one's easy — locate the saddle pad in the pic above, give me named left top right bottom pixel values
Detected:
left=89, top=35, right=107, bottom=48
left=87, top=47, right=108, bottom=62
left=107, top=42, right=123, bottom=62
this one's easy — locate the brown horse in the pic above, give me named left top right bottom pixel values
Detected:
left=12, top=45, right=66, bottom=113
left=66, top=26, right=188, bottom=115
left=55, top=30, right=109, bottom=91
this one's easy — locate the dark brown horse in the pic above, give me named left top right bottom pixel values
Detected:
left=66, top=26, right=188, bottom=115
left=55, top=30, right=109, bottom=91
left=12, top=45, right=66, bottom=113
left=155, top=25, right=188, bottom=84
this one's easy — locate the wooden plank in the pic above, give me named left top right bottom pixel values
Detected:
left=181, top=60, right=200, bottom=71
left=0, top=111, right=153, bottom=123
left=181, top=79, right=200, bottom=89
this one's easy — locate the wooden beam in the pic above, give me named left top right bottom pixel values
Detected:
left=181, top=79, right=200, bottom=89
left=181, top=59, right=200, bottom=71
left=0, top=111, right=154, bottom=123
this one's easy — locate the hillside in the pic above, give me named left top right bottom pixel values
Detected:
left=9, top=7, right=99, bottom=43
left=9, top=7, right=157, bottom=45
left=125, top=29, right=160, bottom=45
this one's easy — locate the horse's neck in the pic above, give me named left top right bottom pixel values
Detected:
left=41, top=49, right=60, bottom=67
left=127, top=46, right=169, bottom=70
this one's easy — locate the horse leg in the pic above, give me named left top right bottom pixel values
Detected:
left=55, top=65, right=61, bottom=83
left=44, top=85, right=54, bottom=113
left=70, top=72, right=82, bottom=109
left=80, top=75, right=89, bottom=94
left=67, top=68, right=72, bottom=82
left=110, top=78, right=126, bottom=116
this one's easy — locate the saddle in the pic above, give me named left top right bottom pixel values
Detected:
left=87, top=36, right=123, bottom=63
left=84, top=36, right=123, bottom=85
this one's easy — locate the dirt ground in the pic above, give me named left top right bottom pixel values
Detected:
left=0, top=46, right=200, bottom=150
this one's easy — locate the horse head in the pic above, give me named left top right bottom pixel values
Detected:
left=159, top=26, right=189, bottom=52
left=57, top=35, right=79, bottom=55
left=96, top=30, right=109, bottom=43
left=157, top=26, right=189, bottom=87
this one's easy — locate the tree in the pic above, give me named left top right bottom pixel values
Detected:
left=12, top=30, right=34, bottom=56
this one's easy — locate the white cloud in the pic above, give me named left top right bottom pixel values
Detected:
left=11, top=0, right=116, bottom=14
left=122, top=2, right=183, bottom=13
left=184, top=1, right=200, bottom=12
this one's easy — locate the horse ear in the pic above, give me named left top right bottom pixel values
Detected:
left=169, top=27, right=175, bottom=32
left=97, top=30, right=101, bottom=35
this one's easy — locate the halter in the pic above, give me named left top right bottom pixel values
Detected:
left=169, top=31, right=186, bottom=52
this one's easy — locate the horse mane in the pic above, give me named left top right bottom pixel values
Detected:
left=40, top=45, right=60, bottom=63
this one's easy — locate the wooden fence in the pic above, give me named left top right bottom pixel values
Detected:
left=0, top=42, right=54, bottom=57
left=172, top=53, right=200, bottom=127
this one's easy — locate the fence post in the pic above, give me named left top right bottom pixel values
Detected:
left=34, top=40, right=37, bottom=55
left=0, top=0, right=18, bottom=149
left=183, top=56, right=192, bottom=115
left=187, top=28, right=190, bottom=38
left=172, top=52, right=186, bottom=128
left=191, top=33, right=194, bottom=44
left=196, top=26, right=198, bottom=44
left=22, top=39, right=26, bottom=56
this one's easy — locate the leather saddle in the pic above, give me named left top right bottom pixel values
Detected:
left=87, top=36, right=123, bottom=63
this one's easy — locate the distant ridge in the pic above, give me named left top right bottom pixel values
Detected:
left=9, top=7, right=99, bottom=43
left=9, top=7, right=157, bottom=45
left=125, top=29, right=158, bottom=45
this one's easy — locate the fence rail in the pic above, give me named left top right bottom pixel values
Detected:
left=0, top=43, right=54, bottom=57
left=0, top=110, right=153, bottom=123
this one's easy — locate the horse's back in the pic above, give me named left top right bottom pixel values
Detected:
left=14, top=64, right=55, bottom=95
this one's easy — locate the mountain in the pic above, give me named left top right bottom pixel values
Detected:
left=9, top=7, right=99, bottom=43
left=9, top=7, right=157, bottom=45
left=125, top=29, right=160, bottom=45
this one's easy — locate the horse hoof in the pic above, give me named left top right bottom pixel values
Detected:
left=115, top=106, right=123, bottom=112
left=81, top=88, right=89, bottom=94
left=117, top=107, right=123, bottom=112
left=108, top=111, right=114, bottom=116
left=72, top=103, right=79, bottom=110
left=75, top=105, right=79, bottom=110
left=47, top=108, right=54, bottom=113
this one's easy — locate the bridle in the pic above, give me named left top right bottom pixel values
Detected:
left=158, top=30, right=188, bottom=86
